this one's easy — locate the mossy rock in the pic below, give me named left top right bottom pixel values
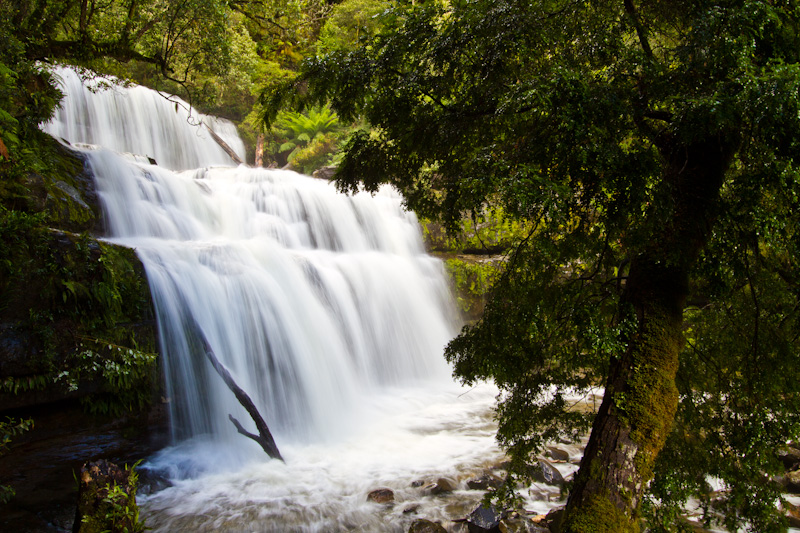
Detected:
left=3, top=131, right=101, bottom=233
left=39, top=140, right=101, bottom=233
left=408, top=519, right=447, bottom=533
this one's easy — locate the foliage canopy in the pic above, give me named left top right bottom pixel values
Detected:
left=270, top=0, right=800, bottom=530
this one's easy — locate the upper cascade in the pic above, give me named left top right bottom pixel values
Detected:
left=43, top=66, right=246, bottom=170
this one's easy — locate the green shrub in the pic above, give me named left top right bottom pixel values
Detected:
left=0, top=417, right=33, bottom=503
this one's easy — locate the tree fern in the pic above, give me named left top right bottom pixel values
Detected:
left=270, top=105, right=345, bottom=171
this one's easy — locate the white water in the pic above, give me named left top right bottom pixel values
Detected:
left=41, top=67, right=574, bottom=531
left=44, top=67, right=245, bottom=170
left=86, top=150, right=459, bottom=449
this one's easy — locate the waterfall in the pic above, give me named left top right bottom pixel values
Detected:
left=44, top=68, right=524, bottom=532
left=45, top=66, right=457, bottom=452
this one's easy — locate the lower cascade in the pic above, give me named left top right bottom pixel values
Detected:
left=89, top=146, right=459, bottom=448
left=85, top=147, right=505, bottom=532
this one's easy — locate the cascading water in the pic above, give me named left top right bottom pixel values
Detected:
left=44, top=67, right=574, bottom=531
left=84, top=148, right=458, bottom=450
left=45, top=67, right=245, bottom=170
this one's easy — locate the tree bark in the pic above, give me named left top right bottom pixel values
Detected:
left=255, top=134, right=266, bottom=167
left=562, top=133, right=738, bottom=532
left=562, top=259, right=685, bottom=532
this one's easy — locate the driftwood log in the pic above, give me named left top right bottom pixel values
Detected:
left=197, top=334, right=283, bottom=461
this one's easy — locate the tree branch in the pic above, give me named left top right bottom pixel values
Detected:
left=198, top=334, right=283, bottom=461
left=28, top=39, right=167, bottom=69
left=203, top=122, right=244, bottom=165
left=623, top=0, right=653, bottom=59
left=228, top=1, right=290, bottom=32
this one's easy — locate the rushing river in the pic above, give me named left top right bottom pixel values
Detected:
left=43, top=67, right=577, bottom=531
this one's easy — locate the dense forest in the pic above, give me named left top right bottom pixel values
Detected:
left=2, top=1, right=800, bottom=532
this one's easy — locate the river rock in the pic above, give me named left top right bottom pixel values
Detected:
left=545, top=447, right=570, bottom=462
left=136, top=466, right=173, bottom=496
left=409, top=519, right=448, bottom=533
left=312, top=166, right=337, bottom=181
left=499, top=516, right=551, bottom=533
left=541, top=507, right=564, bottom=533
left=425, top=476, right=458, bottom=495
left=529, top=487, right=560, bottom=502
left=367, top=488, right=395, bottom=504
left=778, top=447, right=800, bottom=471
left=785, top=501, right=800, bottom=528
left=437, top=477, right=458, bottom=491
left=528, top=459, right=565, bottom=486
left=466, top=503, right=505, bottom=532
left=782, top=470, right=800, bottom=493
left=467, top=472, right=505, bottom=491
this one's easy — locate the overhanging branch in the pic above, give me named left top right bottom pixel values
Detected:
left=29, top=38, right=168, bottom=70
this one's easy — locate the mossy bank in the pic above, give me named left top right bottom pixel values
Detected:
left=1, top=135, right=159, bottom=416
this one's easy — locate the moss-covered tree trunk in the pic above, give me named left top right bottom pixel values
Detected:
left=562, top=134, right=739, bottom=532
left=562, top=259, right=685, bottom=532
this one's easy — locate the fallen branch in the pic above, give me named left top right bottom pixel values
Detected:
left=204, top=122, right=244, bottom=165
left=199, top=335, right=283, bottom=461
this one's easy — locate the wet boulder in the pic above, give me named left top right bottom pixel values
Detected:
left=403, top=503, right=421, bottom=514
left=499, top=515, right=551, bottom=533
left=545, top=447, right=570, bottom=462
left=540, top=507, right=564, bottom=533
left=367, top=488, right=395, bottom=504
left=312, top=166, right=337, bottom=181
left=434, top=477, right=458, bottom=493
left=467, top=472, right=505, bottom=491
left=424, top=476, right=458, bottom=495
left=529, top=487, right=561, bottom=503
left=466, top=503, right=505, bottom=533
left=778, top=446, right=800, bottom=471
left=782, top=470, right=800, bottom=494
left=409, top=518, right=448, bottom=533
left=135, top=467, right=172, bottom=496
left=785, top=501, right=800, bottom=528
left=528, top=460, right=565, bottom=486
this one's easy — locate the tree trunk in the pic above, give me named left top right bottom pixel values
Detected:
left=562, top=258, right=685, bottom=532
left=562, top=133, right=738, bottom=532
left=255, top=134, right=265, bottom=167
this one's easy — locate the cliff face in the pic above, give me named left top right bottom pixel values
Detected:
left=0, top=137, right=160, bottom=419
